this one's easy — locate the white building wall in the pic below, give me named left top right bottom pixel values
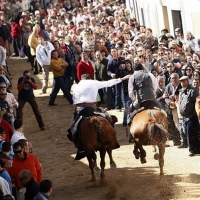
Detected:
left=126, top=0, right=200, bottom=38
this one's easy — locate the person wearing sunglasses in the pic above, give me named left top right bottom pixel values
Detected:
left=7, top=142, right=42, bottom=192
left=184, top=65, right=194, bottom=85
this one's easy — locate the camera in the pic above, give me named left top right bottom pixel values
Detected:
left=26, top=76, right=30, bottom=80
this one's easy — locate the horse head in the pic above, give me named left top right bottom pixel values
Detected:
left=111, top=115, right=118, bottom=127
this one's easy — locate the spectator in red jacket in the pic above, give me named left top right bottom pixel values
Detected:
left=76, top=51, right=94, bottom=81
left=9, top=18, right=21, bottom=57
left=7, top=142, right=42, bottom=191
left=0, top=113, right=13, bottom=142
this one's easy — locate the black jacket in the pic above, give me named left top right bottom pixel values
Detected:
left=25, top=178, right=39, bottom=200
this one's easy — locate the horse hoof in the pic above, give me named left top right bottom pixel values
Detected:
left=154, top=153, right=159, bottom=160
left=93, top=166, right=101, bottom=174
left=110, top=161, right=117, bottom=170
left=140, top=158, right=147, bottom=164
left=133, top=150, right=140, bottom=159
left=159, top=173, right=164, bottom=179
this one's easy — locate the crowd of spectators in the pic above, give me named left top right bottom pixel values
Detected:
left=0, top=0, right=200, bottom=198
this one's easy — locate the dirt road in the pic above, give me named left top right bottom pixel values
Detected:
left=8, top=57, right=200, bottom=200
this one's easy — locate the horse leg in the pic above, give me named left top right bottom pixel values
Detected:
left=106, top=146, right=117, bottom=170
left=152, top=145, right=159, bottom=160
left=133, top=142, right=141, bottom=159
left=99, top=148, right=106, bottom=180
left=86, top=152, right=96, bottom=182
left=91, top=151, right=101, bottom=174
left=157, top=143, right=165, bottom=176
left=138, top=143, right=147, bottom=164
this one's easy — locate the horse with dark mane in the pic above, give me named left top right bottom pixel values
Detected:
left=78, top=115, right=119, bottom=181
left=130, top=103, right=169, bottom=175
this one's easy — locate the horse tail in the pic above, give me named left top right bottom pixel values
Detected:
left=148, top=122, right=169, bottom=144
left=90, top=116, right=102, bottom=136
left=147, top=110, right=169, bottom=144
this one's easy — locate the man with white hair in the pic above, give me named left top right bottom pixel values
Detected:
left=36, top=37, right=54, bottom=94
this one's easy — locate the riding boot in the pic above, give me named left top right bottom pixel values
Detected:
left=75, top=150, right=86, bottom=160
left=126, top=126, right=134, bottom=143
left=67, top=129, right=74, bottom=142
left=74, top=138, right=86, bottom=160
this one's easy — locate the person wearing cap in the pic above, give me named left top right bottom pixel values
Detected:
left=28, top=13, right=37, bottom=25
left=19, top=12, right=27, bottom=27
left=34, top=10, right=40, bottom=24
left=178, top=75, right=200, bottom=156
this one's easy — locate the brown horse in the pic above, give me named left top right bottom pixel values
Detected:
left=130, top=109, right=169, bottom=175
left=78, top=116, right=119, bottom=181
left=195, top=96, right=200, bottom=118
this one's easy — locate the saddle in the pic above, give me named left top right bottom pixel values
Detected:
left=67, top=106, right=117, bottom=142
left=76, top=106, right=117, bottom=126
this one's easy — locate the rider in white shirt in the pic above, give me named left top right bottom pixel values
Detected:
left=69, top=73, right=130, bottom=160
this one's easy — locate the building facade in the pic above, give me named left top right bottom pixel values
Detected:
left=126, top=0, right=200, bottom=38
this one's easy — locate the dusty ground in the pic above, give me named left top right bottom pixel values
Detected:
left=8, top=57, right=200, bottom=200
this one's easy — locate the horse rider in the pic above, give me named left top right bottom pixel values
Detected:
left=68, top=73, right=131, bottom=160
left=127, top=63, right=160, bottom=125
